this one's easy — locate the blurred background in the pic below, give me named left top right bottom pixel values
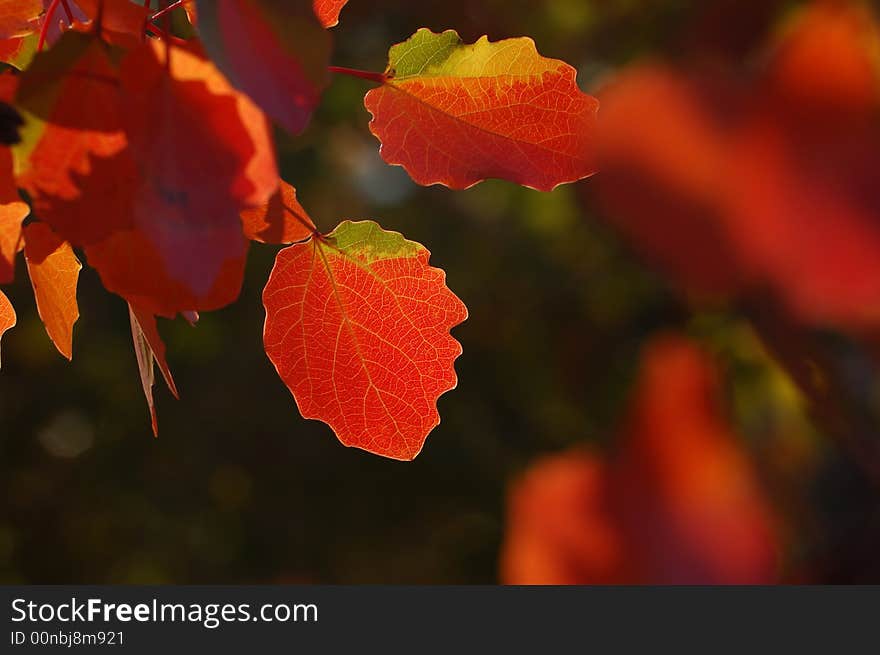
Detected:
left=2, top=0, right=880, bottom=583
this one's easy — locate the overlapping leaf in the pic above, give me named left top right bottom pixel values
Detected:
left=240, top=180, right=315, bottom=244
left=197, top=0, right=331, bottom=134
left=15, top=30, right=129, bottom=246
left=23, top=222, right=81, bottom=360
left=501, top=336, right=778, bottom=584
left=0, top=288, right=13, bottom=365
left=0, top=149, right=26, bottom=284
left=313, top=0, right=348, bottom=28
left=0, top=0, right=42, bottom=39
left=75, top=0, right=150, bottom=49
left=17, top=37, right=269, bottom=318
left=365, top=29, right=599, bottom=190
left=264, top=219, right=467, bottom=460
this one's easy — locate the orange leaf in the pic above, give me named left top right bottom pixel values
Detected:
left=501, top=336, right=779, bottom=584
left=197, top=0, right=331, bottom=135
left=365, top=29, right=599, bottom=190
left=128, top=303, right=179, bottom=437
left=0, top=0, right=42, bottom=39
left=75, top=0, right=150, bottom=49
left=23, top=222, right=82, bottom=360
left=240, top=180, right=315, bottom=244
left=0, top=148, right=27, bottom=283
left=0, top=288, right=14, bottom=366
left=263, top=220, right=467, bottom=460
left=15, top=30, right=129, bottom=246
left=75, top=40, right=274, bottom=316
left=313, top=0, right=347, bottom=28
left=84, top=205, right=249, bottom=318
left=0, top=33, right=37, bottom=70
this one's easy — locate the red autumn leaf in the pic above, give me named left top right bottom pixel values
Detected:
left=0, top=33, right=37, bottom=70
left=196, top=0, right=331, bottom=135
left=501, top=336, right=779, bottom=584
left=75, top=39, right=275, bottom=317
left=240, top=180, right=315, bottom=244
left=119, top=40, right=277, bottom=209
left=15, top=30, right=129, bottom=246
left=85, top=212, right=249, bottom=318
left=263, top=220, right=468, bottom=460
left=74, top=0, right=150, bottom=49
left=313, top=0, right=347, bottom=28
left=364, top=29, right=599, bottom=191
left=0, top=288, right=14, bottom=365
left=0, top=148, right=27, bottom=283
left=0, top=0, right=42, bottom=39
left=23, top=222, right=82, bottom=360
left=128, top=303, right=179, bottom=437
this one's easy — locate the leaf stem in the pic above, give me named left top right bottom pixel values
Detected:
left=37, top=0, right=63, bottom=51
left=150, top=0, right=189, bottom=22
left=60, top=0, right=74, bottom=22
left=328, top=66, right=387, bottom=84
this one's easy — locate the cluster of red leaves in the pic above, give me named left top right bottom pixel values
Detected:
left=2, top=1, right=602, bottom=457
left=596, top=0, right=880, bottom=328
left=501, top=336, right=780, bottom=584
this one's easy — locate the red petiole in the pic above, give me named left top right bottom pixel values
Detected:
left=328, top=66, right=388, bottom=84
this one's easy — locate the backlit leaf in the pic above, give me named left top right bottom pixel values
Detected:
left=0, top=0, right=42, bottom=39
left=129, top=303, right=179, bottom=437
left=0, top=32, right=37, bottom=70
left=0, top=148, right=27, bottom=283
left=0, top=288, right=13, bottom=366
left=313, top=0, right=347, bottom=28
left=23, top=222, right=82, bottom=360
left=240, top=180, right=315, bottom=244
left=15, top=30, right=129, bottom=246
left=77, top=39, right=274, bottom=317
left=75, top=0, right=150, bottom=49
left=263, top=220, right=467, bottom=460
left=365, top=29, right=599, bottom=191
left=197, top=0, right=331, bottom=135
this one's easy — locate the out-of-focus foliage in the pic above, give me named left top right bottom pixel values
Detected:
left=2, top=0, right=880, bottom=584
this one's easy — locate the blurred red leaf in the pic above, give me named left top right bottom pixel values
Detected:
left=501, top=336, right=779, bottom=584
left=196, top=0, right=331, bottom=135
left=263, top=220, right=467, bottom=460
left=365, top=29, right=599, bottom=191
left=23, top=222, right=82, bottom=360
left=596, top=66, right=746, bottom=298
left=725, top=0, right=880, bottom=326
left=596, top=0, right=880, bottom=327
